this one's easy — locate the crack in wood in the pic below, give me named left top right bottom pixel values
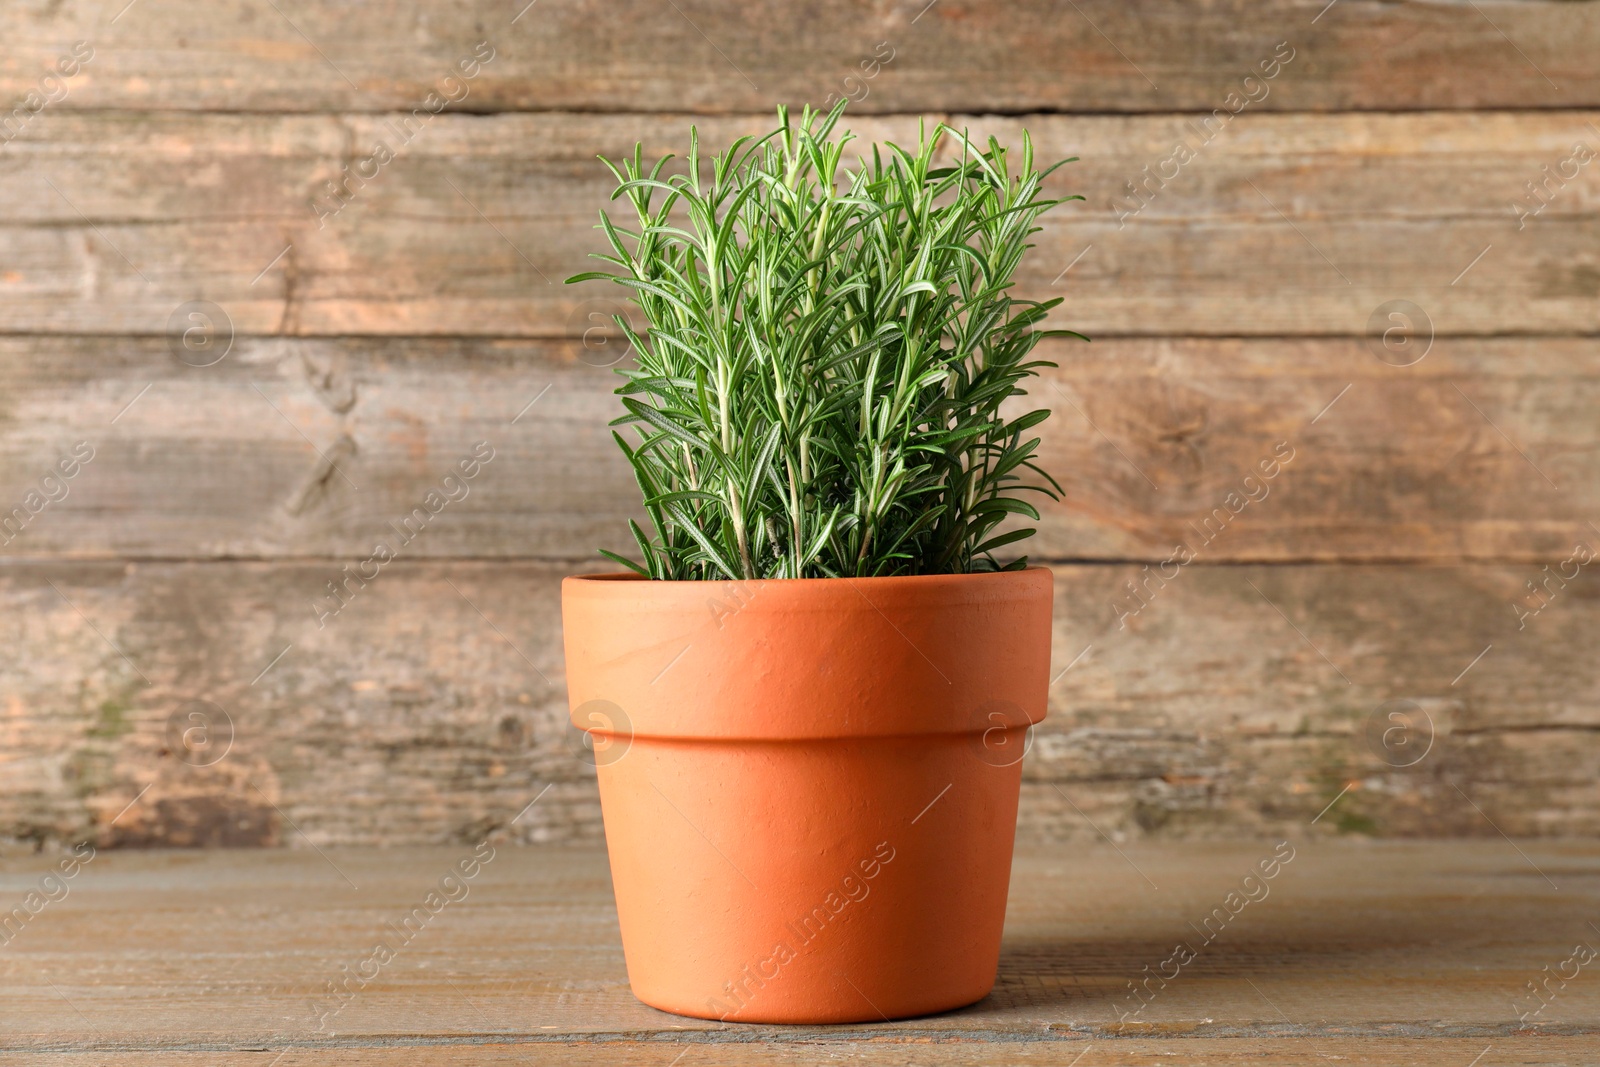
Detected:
left=286, top=431, right=358, bottom=516
left=300, top=349, right=358, bottom=414
left=276, top=241, right=303, bottom=337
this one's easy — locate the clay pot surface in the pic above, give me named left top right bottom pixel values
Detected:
left=562, top=568, right=1052, bottom=1023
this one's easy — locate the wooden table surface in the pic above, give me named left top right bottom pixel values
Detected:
left=2, top=839, right=1596, bottom=1065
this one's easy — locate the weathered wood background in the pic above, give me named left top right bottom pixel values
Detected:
left=2, top=0, right=1597, bottom=850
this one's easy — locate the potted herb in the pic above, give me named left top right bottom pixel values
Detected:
left=563, top=104, right=1080, bottom=1023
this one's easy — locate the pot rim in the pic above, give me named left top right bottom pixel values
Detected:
left=562, top=566, right=1053, bottom=741
left=565, top=565, right=1050, bottom=589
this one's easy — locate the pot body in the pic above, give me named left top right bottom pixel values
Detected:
left=561, top=568, right=1052, bottom=1023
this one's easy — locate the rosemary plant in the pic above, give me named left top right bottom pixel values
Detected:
left=570, top=103, right=1083, bottom=580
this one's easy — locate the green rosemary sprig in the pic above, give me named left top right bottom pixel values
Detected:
left=570, top=102, right=1084, bottom=580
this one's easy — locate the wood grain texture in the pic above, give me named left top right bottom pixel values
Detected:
left=1, top=335, right=1595, bottom=563
left=0, top=842, right=1596, bottom=1060
left=3, top=560, right=1595, bottom=851
left=3, top=1044, right=1588, bottom=1067
left=3, top=111, right=1597, bottom=336
left=4, top=0, right=1596, bottom=853
left=2, top=0, right=1596, bottom=113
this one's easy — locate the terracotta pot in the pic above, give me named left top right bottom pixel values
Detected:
left=561, top=568, right=1052, bottom=1023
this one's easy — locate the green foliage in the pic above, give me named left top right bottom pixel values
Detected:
left=569, top=102, right=1084, bottom=580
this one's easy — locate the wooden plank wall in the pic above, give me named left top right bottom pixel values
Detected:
left=2, top=0, right=1597, bottom=850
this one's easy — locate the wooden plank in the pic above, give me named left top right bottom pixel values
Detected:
left=0, top=337, right=637, bottom=562
left=1035, top=334, right=1600, bottom=564
left=0, top=842, right=1596, bottom=1058
left=1, top=334, right=1594, bottom=563
left=2, top=0, right=1596, bottom=113
left=3, top=560, right=1597, bottom=851
left=4, top=1043, right=1591, bottom=1067
left=3, top=111, right=1597, bottom=336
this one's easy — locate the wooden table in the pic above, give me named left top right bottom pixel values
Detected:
left=2, top=839, right=1595, bottom=1064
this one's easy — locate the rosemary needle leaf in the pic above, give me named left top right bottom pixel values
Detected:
left=569, top=103, right=1083, bottom=581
